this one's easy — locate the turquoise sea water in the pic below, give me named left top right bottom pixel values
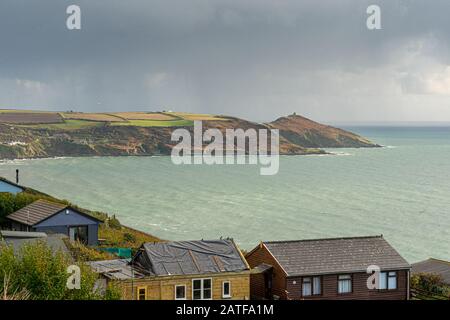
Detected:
left=0, top=126, right=449, bottom=263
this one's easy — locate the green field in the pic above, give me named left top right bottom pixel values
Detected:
left=18, top=119, right=104, bottom=130
left=111, top=119, right=194, bottom=127
left=0, top=110, right=217, bottom=128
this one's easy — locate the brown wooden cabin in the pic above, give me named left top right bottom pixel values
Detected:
left=90, top=239, right=251, bottom=300
left=246, top=235, right=411, bottom=300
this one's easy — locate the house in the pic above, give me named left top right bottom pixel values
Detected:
left=246, top=235, right=411, bottom=300
left=412, top=258, right=450, bottom=286
left=0, top=176, right=24, bottom=194
left=90, top=239, right=251, bottom=300
left=0, top=230, right=69, bottom=255
left=6, top=199, right=102, bottom=246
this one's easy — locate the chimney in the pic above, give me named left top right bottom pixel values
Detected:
left=16, top=169, right=19, bottom=184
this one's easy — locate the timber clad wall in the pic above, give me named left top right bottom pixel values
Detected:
left=120, top=272, right=250, bottom=300
left=286, top=271, right=409, bottom=300
left=246, top=244, right=287, bottom=299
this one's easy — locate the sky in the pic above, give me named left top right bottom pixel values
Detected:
left=1, top=0, right=450, bottom=123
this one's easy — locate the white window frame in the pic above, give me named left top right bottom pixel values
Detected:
left=192, top=278, right=213, bottom=300
left=174, top=284, right=187, bottom=300
left=222, top=281, right=231, bottom=298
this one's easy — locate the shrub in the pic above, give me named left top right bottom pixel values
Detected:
left=123, top=232, right=136, bottom=243
left=65, top=240, right=115, bottom=262
left=0, top=241, right=119, bottom=300
left=107, top=215, right=122, bottom=230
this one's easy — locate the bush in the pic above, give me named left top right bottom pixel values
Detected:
left=123, top=232, right=136, bottom=243
left=411, top=273, right=444, bottom=293
left=107, top=215, right=122, bottom=230
left=65, top=240, right=115, bottom=262
left=0, top=241, right=119, bottom=300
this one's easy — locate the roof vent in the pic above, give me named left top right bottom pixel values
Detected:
left=65, top=209, right=70, bottom=215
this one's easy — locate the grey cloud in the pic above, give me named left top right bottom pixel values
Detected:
left=0, top=0, right=450, bottom=122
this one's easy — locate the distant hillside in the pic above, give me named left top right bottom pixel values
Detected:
left=0, top=110, right=379, bottom=159
left=269, top=114, right=378, bottom=148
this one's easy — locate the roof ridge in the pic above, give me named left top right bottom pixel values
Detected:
left=32, top=199, right=67, bottom=206
left=0, top=176, right=25, bottom=189
left=429, top=258, right=450, bottom=265
left=264, top=235, right=383, bottom=244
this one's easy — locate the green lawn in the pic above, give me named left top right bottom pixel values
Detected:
left=111, top=119, right=194, bottom=127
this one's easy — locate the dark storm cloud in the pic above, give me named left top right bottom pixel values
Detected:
left=1, top=0, right=450, bottom=122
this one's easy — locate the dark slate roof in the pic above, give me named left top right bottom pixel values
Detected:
left=0, top=176, right=25, bottom=191
left=6, top=199, right=68, bottom=226
left=262, top=235, right=410, bottom=277
left=133, top=239, right=249, bottom=276
left=412, top=258, right=450, bottom=285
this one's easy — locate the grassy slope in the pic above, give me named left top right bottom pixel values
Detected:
left=0, top=184, right=162, bottom=260
left=18, top=119, right=104, bottom=130
left=111, top=119, right=194, bottom=127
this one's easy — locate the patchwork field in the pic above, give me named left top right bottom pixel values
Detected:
left=18, top=119, right=104, bottom=130
left=166, top=112, right=227, bottom=121
left=111, top=119, right=193, bottom=127
left=62, top=112, right=124, bottom=122
left=0, top=111, right=63, bottom=124
left=111, top=112, right=177, bottom=121
left=0, top=110, right=225, bottom=129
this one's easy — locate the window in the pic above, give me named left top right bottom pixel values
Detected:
left=192, top=279, right=212, bottom=300
left=379, top=272, right=387, bottom=289
left=222, top=281, right=231, bottom=298
left=313, top=276, right=321, bottom=295
left=388, top=272, right=397, bottom=289
left=69, top=226, right=88, bottom=244
left=175, top=285, right=186, bottom=300
left=379, top=271, right=397, bottom=290
left=137, top=286, right=146, bottom=300
left=302, top=276, right=321, bottom=296
left=338, top=275, right=352, bottom=294
left=302, top=277, right=312, bottom=296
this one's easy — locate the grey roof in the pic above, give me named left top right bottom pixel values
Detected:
left=262, top=235, right=410, bottom=277
left=7, top=199, right=68, bottom=226
left=0, top=176, right=25, bottom=191
left=133, top=239, right=249, bottom=276
left=0, top=230, right=47, bottom=239
left=2, top=233, right=69, bottom=256
left=88, top=259, right=146, bottom=280
left=6, top=199, right=102, bottom=226
left=412, top=258, right=450, bottom=285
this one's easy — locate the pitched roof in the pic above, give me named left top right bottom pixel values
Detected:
left=133, top=239, right=249, bottom=276
left=1, top=233, right=70, bottom=256
left=0, top=176, right=25, bottom=191
left=412, top=258, right=450, bottom=285
left=6, top=199, right=68, bottom=226
left=260, top=235, right=410, bottom=277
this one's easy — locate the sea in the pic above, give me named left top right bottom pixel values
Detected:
left=1, top=126, right=449, bottom=263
